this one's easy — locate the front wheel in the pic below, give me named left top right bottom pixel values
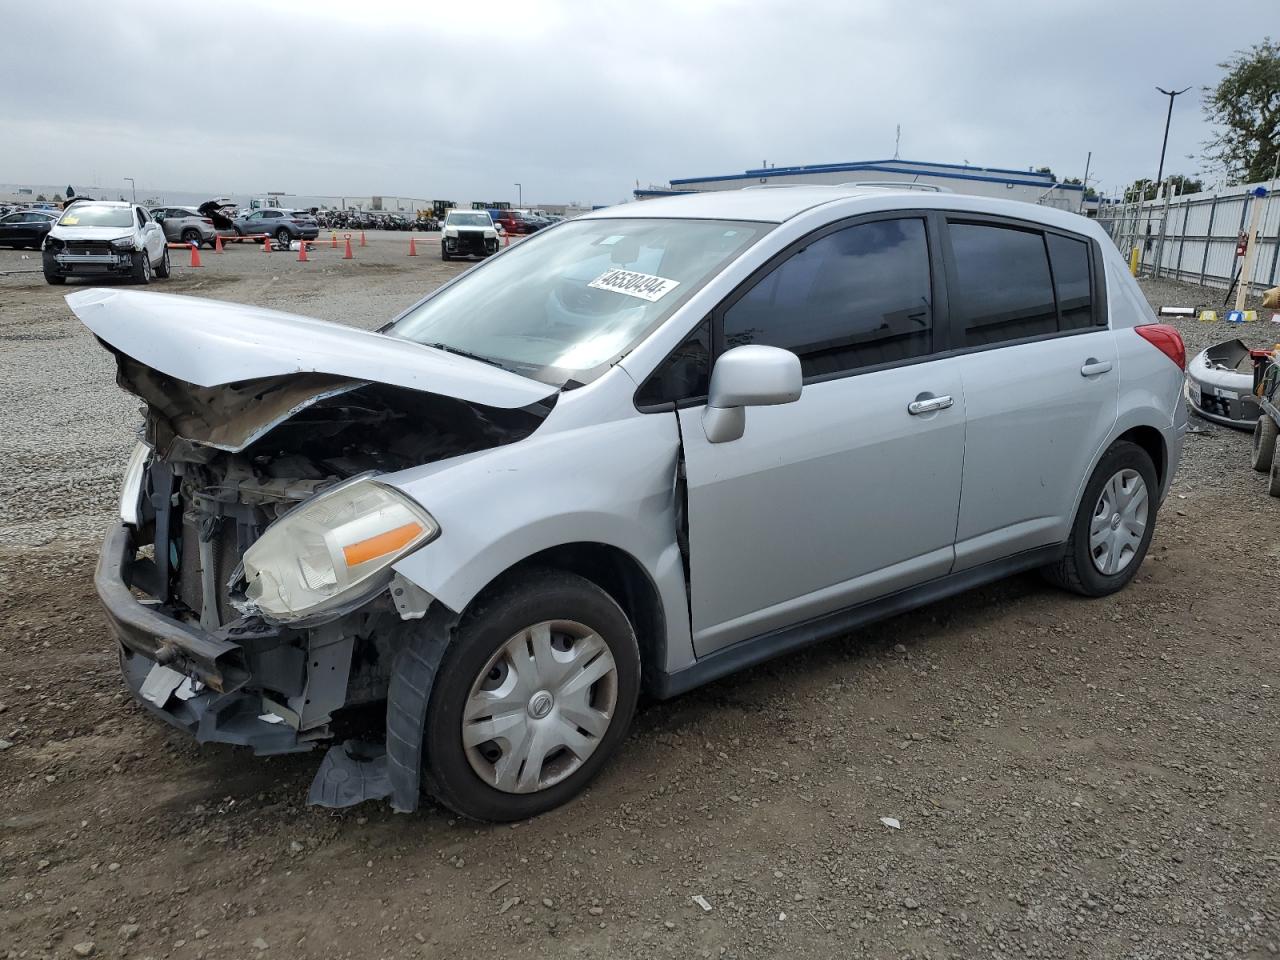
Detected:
left=132, top=250, right=152, bottom=285
left=1041, top=440, right=1158, bottom=597
left=154, top=246, right=171, bottom=278
left=420, top=570, right=640, bottom=822
left=44, top=272, right=65, bottom=285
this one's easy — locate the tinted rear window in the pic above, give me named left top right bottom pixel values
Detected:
left=1047, top=233, right=1095, bottom=330
left=948, top=222, right=1056, bottom=347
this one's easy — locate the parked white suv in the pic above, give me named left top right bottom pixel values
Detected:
left=44, top=200, right=170, bottom=285
left=75, top=185, right=1186, bottom=821
left=440, top=209, right=500, bottom=260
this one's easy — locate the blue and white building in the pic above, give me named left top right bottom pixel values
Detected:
left=636, top=158, right=1090, bottom=212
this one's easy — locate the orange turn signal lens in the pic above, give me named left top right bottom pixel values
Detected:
left=341, top=522, right=424, bottom=567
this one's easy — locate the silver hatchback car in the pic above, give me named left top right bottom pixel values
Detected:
left=77, top=185, right=1187, bottom=821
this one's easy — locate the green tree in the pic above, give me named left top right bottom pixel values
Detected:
left=1062, top=176, right=1098, bottom=200
left=1123, top=174, right=1204, bottom=201
left=35, top=193, right=46, bottom=201
left=1202, top=37, right=1280, bottom=183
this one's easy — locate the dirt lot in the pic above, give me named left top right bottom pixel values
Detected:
left=1, top=243, right=1277, bottom=959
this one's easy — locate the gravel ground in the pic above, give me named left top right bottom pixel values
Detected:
left=0, top=249, right=1277, bottom=959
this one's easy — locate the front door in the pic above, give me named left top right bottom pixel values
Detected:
left=676, top=215, right=966, bottom=655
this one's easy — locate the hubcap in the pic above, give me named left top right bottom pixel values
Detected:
left=462, top=620, right=618, bottom=794
left=1089, top=468, right=1148, bottom=575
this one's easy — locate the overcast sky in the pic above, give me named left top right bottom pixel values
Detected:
left=2, top=0, right=1271, bottom=206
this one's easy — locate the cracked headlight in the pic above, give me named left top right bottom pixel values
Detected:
left=111, top=236, right=137, bottom=251
left=118, top=442, right=150, bottom=526
left=242, top=479, right=438, bottom=622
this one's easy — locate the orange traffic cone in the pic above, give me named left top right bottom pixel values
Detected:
left=214, top=234, right=224, bottom=253
left=344, top=237, right=354, bottom=259
left=359, top=231, right=366, bottom=247
left=297, top=240, right=309, bottom=262
left=408, top=236, right=418, bottom=257
left=262, top=235, right=271, bottom=253
left=189, top=242, right=203, bottom=267
left=330, top=231, right=338, bottom=249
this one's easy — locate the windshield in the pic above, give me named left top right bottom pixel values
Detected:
left=387, top=217, right=770, bottom=386
left=448, top=213, right=491, bottom=227
left=58, top=204, right=134, bottom=228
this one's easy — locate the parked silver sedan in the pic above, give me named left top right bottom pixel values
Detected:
left=77, top=185, right=1187, bottom=822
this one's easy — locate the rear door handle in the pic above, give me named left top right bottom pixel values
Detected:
left=907, top=395, right=954, bottom=415
left=1080, top=359, right=1113, bottom=377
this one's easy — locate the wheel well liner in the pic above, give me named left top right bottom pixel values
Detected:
left=1115, top=425, right=1166, bottom=490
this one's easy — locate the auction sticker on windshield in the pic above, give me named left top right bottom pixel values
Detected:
left=588, top=268, right=681, bottom=303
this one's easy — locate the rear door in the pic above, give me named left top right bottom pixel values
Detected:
left=672, top=214, right=967, bottom=655
left=942, top=217, right=1117, bottom=570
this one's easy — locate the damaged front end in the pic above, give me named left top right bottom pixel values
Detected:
left=79, top=289, right=554, bottom=803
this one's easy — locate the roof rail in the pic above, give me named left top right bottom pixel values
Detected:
left=834, top=181, right=953, bottom=193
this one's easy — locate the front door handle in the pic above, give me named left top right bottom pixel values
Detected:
left=907, top=395, right=954, bottom=415
left=1080, top=359, right=1113, bottom=377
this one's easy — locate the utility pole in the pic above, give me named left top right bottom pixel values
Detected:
left=124, top=177, right=136, bottom=204
left=1154, top=86, right=1190, bottom=192
left=1078, top=151, right=1092, bottom=214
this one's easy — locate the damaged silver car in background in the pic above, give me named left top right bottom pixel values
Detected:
left=80, top=186, right=1186, bottom=821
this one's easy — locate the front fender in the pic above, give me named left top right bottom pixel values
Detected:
left=384, top=412, right=695, bottom=674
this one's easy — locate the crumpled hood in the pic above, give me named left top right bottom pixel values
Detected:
left=67, top=287, right=556, bottom=410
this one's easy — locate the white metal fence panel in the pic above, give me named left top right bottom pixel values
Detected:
left=1096, top=179, right=1280, bottom=295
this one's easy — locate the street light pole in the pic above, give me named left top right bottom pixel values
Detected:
left=1154, top=86, right=1190, bottom=195
left=514, top=183, right=522, bottom=207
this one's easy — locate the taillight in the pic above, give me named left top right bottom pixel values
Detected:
left=202, top=218, right=214, bottom=225
left=1134, top=323, right=1186, bottom=370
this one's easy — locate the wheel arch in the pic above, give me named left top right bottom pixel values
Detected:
left=1114, top=424, right=1166, bottom=490
left=463, top=541, right=669, bottom=696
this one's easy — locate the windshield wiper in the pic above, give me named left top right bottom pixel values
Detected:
left=422, top=342, right=506, bottom=370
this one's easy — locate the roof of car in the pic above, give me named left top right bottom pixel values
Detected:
left=68, top=199, right=131, bottom=207
left=581, top=185, right=1094, bottom=232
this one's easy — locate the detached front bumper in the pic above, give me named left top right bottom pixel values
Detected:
left=97, top=522, right=314, bottom=755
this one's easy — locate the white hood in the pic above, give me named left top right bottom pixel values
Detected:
left=67, top=288, right=556, bottom=410
left=51, top=224, right=135, bottom=242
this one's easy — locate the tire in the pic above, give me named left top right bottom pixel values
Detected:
left=44, top=272, right=65, bottom=285
left=154, top=246, right=171, bottom=279
left=441, top=251, right=451, bottom=261
left=1252, top=415, right=1277, bottom=472
left=1041, top=440, right=1158, bottom=597
left=180, top=228, right=201, bottom=247
left=275, top=227, right=291, bottom=246
left=419, top=569, right=640, bottom=822
left=1269, top=436, right=1280, bottom=497
left=132, top=250, right=152, bottom=285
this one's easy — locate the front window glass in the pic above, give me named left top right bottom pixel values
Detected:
left=387, top=218, right=770, bottom=386
left=447, top=213, right=491, bottom=227
left=57, top=204, right=133, bottom=228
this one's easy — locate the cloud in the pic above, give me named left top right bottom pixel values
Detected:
left=1, top=0, right=1269, bottom=206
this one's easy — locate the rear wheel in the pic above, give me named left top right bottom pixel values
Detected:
left=420, top=569, right=640, bottom=822
left=275, top=227, right=291, bottom=246
left=180, top=228, right=201, bottom=247
left=1252, top=415, right=1277, bottom=472
left=1042, top=440, right=1158, bottom=597
left=1268, top=437, right=1280, bottom=497
left=44, top=272, right=65, bottom=285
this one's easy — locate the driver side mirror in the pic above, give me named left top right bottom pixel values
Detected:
left=702, top=345, right=802, bottom=443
